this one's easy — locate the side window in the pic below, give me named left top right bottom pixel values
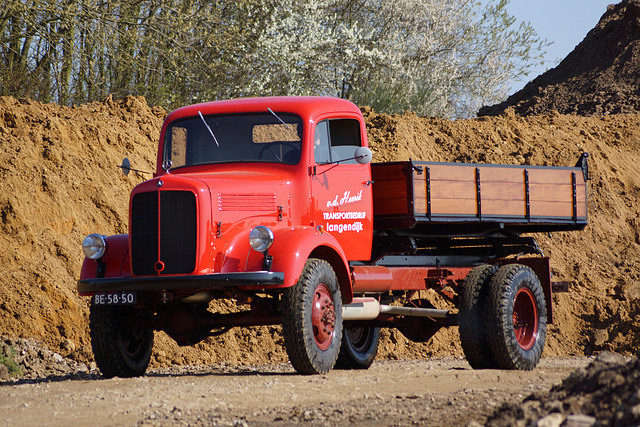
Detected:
left=314, top=119, right=362, bottom=165
left=314, top=120, right=331, bottom=163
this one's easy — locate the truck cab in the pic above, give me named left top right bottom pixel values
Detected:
left=82, top=97, right=373, bottom=293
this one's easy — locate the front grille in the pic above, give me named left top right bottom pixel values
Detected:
left=131, top=190, right=197, bottom=275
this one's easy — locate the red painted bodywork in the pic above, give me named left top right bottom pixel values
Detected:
left=81, top=97, right=375, bottom=301
left=78, top=96, right=556, bottom=323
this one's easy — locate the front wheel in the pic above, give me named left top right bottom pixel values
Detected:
left=89, top=304, right=153, bottom=378
left=485, top=264, right=547, bottom=370
left=335, top=325, right=380, bottom=370
left=282, top=259, right=342, bottom=374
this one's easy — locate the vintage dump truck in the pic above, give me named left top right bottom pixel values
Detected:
left=78, top=97, right=588, bottom=377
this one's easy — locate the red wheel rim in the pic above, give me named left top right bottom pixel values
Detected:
left=513, top=287, right=539, bottom=351
left=311, top=283, right=336, bottom=351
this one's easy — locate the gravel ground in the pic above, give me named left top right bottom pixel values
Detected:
left=1, top=337, right=590, bottom=427
left=3, top=336, right=638, bottom=427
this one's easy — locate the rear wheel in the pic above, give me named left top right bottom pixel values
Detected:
left=335, top=325, right=380, bottom=369
left=458, top=264, right=498, bottom=369
left=283, top=259, right=342, bottom=374
left=89, top=303, right=153, bottom=378
left=485, top=264, right=547, bottom=370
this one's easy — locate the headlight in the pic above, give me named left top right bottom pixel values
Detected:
left=82, top=234, right=107, bottom=260
left=249, top=226, right=274, bottom=252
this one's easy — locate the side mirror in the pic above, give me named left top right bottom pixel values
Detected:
left=354, top=147, right=372, bottom=165
left=119, top=158, right=131, bottom=175
left=118, top=158, right=151, bottom=176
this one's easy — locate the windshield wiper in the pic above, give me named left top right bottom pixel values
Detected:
left=268, top=108, right=291, bottom=130
left=198, top=111, right=219, bottom=147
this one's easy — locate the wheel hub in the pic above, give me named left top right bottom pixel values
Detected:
left=311, top=283, right=335, bottom=350
left=512, top=287, right=539, bottom=351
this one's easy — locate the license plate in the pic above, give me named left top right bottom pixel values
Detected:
left=93, top=292, right=137, bottom=306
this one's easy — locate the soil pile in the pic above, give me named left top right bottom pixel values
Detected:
left=0, top=94, right=639, bottom=371
left=486, top=352, right=640, bottom=426
left=0, top=96, right=164, bottom=366
left=0, top=335, right=96, bottom=381
left=479, top=0, right=640, bottom=117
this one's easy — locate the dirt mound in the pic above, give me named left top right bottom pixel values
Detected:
left=0, top=335, right=96, bottom=381
left=0, top=95, right=163, bottom=362
left=486, top=352, right=640, bottom=426
left=0, top=94, right=639, bottom=370
left=479, top=0, right=640, bottom=117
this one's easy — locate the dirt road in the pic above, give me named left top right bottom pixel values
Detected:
left=0, top=356, right=589, bottom=426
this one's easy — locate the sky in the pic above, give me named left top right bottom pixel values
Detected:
left=505, top=0, right=614, bottom=93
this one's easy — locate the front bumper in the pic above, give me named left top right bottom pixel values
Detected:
left=77, top=271, right=285, bottom=295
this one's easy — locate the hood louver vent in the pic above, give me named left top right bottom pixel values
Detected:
left=218, top=194, right=276, bottom=211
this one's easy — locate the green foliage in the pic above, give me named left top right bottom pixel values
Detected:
left=0, top=347, right=23, bottom=378
left=0, top=0, right=547, bottom=118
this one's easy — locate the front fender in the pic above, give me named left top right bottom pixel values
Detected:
left=79, top=234, right=130, bottom=282
left=268, top=227, right=352, bottom=301
left=210, top=226, right=354, bottom=301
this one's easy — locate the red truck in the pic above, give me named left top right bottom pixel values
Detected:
left=78, top=97, right=588, bottom=378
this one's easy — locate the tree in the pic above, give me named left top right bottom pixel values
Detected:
left=0, top=0, right=546, bottom=118
left=246, top=0, right=547, bottom=118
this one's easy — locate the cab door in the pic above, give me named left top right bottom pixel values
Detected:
left=310, top=118, right=373, bottom=261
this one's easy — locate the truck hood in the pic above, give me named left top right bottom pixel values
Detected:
left=162, top=165, right=304, bottom=229
left=178, top=168, right=296, bottom=209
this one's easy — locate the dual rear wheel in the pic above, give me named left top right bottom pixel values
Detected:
left=459, top=263, right=547, bottom=371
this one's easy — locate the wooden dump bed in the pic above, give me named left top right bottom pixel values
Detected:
left=371, top=157, right=588, bottom=234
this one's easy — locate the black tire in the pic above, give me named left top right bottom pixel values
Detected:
left=485, top=264, right=547, bottom=370
left=335, top=325, right=380, bottom=370
left=282, top=259, right=342, bottom=374
left=458, top=264, right=498, bottom=369
left=89, top=303, right=153, bottom=378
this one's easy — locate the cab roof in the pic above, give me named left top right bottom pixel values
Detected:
left=164, top=96, right=363, bottom=124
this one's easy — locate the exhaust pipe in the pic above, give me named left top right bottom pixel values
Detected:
left=342, top=297, right=381, bottom=320
left=379, top=305, right=449, bottom=318
left=342, top=297, right=449, bottom=320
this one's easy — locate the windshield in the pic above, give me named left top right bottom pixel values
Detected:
left=163, top=112, right=302, bottom=168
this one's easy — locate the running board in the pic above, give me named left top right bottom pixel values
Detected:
left=342, top=297, right=449, bottom=321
